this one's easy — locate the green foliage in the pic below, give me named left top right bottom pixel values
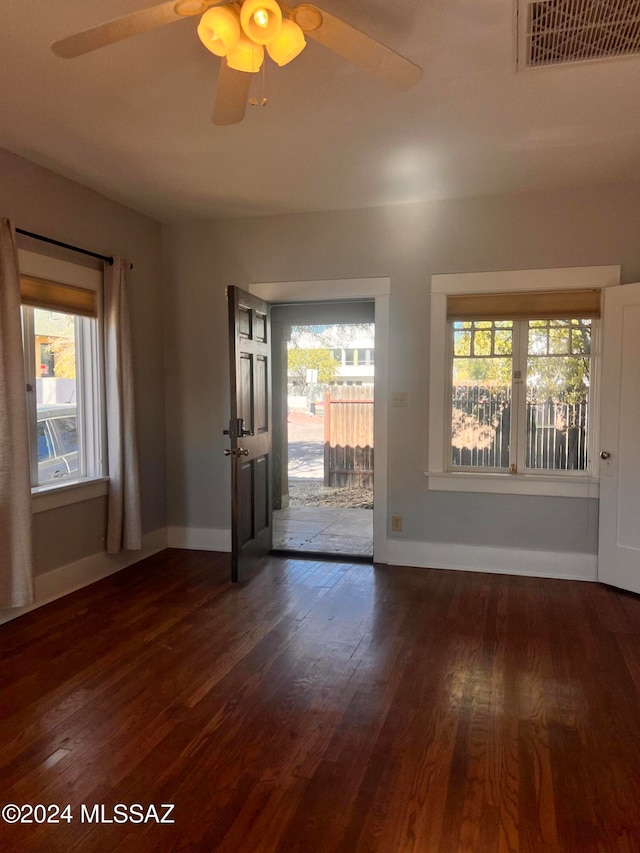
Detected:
left=452, top=319, right=591, bottom=403
left=454, top=356, right=512, bottom=385
left=528, top=356, right=589, bottom=404
left=46, top=336, right=76, bottom=379
left=288, top=348, right=339, bottom=386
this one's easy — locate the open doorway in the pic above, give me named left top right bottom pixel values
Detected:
left=271, top=302, right=374, bottom=559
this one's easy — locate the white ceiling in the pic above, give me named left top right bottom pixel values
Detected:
left=1, top=0, right=640, bottom=222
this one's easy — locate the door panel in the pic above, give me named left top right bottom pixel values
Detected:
left=254, top=310, right=267, bottom=342
left=238, top=305, right=252, bottom=337
left=227, top=286, right=273, bottom=582
left=254, top=455, right=269, bottom=532
left=239, top=461, right=254, bottom=545
left=598, top=282, right=640, bottom=593
left=239, top=353, right=253, bottom=433
left=255, top=355, right=268, bottom=433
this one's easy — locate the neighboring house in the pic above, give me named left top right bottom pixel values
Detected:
left=287, top=326, right=375, bottom=389
left=332, top=342, right=375, bottom=386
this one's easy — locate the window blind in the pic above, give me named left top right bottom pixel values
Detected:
left=447, top=289, right=601, bottom=321
left=20, top=275, right=98, bottom=318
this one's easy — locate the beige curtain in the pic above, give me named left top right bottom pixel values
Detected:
left=0, top=219, right=34, bottom=607
left=104, top=258, right=141, bottom=554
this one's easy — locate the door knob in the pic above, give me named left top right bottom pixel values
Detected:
left=600, top=451, right=611, bottom=460
left=237, top=448, right=249, bottom=456
left=224, top=449, right=232, bottom=456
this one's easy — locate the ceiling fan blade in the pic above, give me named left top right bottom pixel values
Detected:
left=51, top=0, right=218, bottom=59
left=285, top=3, right=422, bottom=91
left=213, top=63, right=252, bottom=125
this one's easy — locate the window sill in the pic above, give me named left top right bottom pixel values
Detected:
left=425, top=471, right=599, bottom=498
left=32, top=477, right=109, bottom=514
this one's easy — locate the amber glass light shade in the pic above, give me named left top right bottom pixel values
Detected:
left=226, top=33, right=265, bottom=72
left=240, top=0, right=282, bottom=44
left=197, top=7, right=241, bottom=57
left=266, top=18, right=306, bottom=66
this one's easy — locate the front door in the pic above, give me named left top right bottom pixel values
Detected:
left=226, top=286, right=272, bottom=582
left=598, top=282, right=640, bottom=593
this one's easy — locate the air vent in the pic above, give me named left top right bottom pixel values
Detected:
left=517, top=0, right=640, bottom=70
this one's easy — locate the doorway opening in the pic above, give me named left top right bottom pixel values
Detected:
left=271, top=302, right=374, bottom=559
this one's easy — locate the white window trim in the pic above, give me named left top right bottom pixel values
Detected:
left=32, top=477, right=109, bottom=514
left=18, top=249, right=107, bottom=509
left=427, top=265, right=621, bottom=497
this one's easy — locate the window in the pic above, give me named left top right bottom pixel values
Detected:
left=451, top=317, right=592, bottom=473
left=428, top=266, right=621, bottom=497
left=19, top=253, right=105, bottom=491
left=354, top=348, right=375, bottom=365
left=451, top=320, right=513, bottom=470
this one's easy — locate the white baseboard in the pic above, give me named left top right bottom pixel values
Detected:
left=167, top=526, right=231, bottom=552
left=386, top=540, right=597, bottom=582
left=0, top=527, right=168, bottom=627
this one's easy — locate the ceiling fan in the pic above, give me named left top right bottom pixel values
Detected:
left=51, top=0, right=423, bottom=125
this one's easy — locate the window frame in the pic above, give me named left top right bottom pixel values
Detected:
left=18, top=250, right=108, bottom=511
left=427, top=266, right=621, bottom=498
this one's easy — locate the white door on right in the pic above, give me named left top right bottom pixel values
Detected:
left=598, top=282, right=640, bottom=593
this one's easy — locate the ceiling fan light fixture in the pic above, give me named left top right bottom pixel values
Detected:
left=266, top=19, right=306, bottom=66
left=226, top=34, right=265, bottom=72
left=240, top=0, right=282, bottom=45
left=198, top=6, right=241, bottom=57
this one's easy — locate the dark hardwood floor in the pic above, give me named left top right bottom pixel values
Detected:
left=1, top=550, right=640, bottom=852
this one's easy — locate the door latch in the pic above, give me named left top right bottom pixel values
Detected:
left=223, top=418, right=252, bottom=437
left=237, top=418, right=252, bottom=437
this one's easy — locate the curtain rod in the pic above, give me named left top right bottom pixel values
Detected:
left=16, top=227, right=113, bottom=265
left=16, top=228, right=134, bottom=270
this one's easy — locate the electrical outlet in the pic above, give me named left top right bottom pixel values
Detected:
left=391, top=514, right=403, bottom=532
left=391, top=392, right=408, bottom=408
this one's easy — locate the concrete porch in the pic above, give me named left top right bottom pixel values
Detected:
left=272, top=506, right=373, bottom=558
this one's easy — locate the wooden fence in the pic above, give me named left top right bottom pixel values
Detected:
left=324, top=385, right=374, bottom=487
left=452, top=382, right=589, bottom=470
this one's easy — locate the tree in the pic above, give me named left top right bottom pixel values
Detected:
left=289, top=323, right=374, bottom=349
left=288, top=348, right=338, bottom=389
left=452, top=319, right=591, bottom=404
left=42, top=316, right=77, bottom=379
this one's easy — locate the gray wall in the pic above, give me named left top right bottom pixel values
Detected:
left=163, top=180, right=640, bottom=555
left=0, top=148, right=166, bottom=576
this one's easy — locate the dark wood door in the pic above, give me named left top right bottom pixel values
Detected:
left=226, top=286, right=272, bottom=582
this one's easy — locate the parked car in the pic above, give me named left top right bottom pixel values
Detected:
left=37, top=404, right=78, bottom=483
